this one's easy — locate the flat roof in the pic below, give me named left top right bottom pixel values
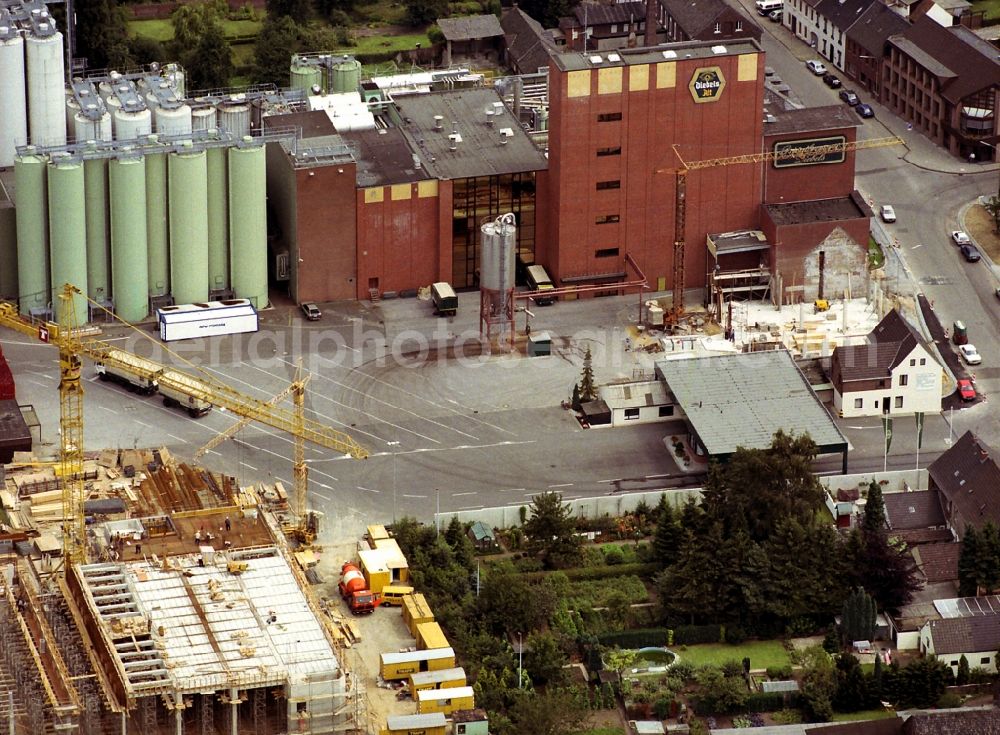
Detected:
left=765, top=196, right=867, bottom=226
left=416, top=685, right=474, bottom=701
left=341, top=127, right=429, bottom=187
left=551, top=39, right=761, bottom=72
left=381, top=647, right=455, bottom=665
left=599, top=380, right=669, bottom=410
left=764, top=106, right=858, bottom=136
left=655, top=350, right=848, bottom=456
left=0, top=399, right=30, bottom=444
left=409, top=666, right=466, bottom=686
left=436, top=14, right=503, bottom=41
left=392, top=88, right=549, bottom=180
left=76, top=547, right=340, bottom=696
left=707, top=229, right=769, bottom=256
left=935, top=594, right=1000, bottom=619
left=373, top=537, right=409, bottom=569
left=386, top=712, right=448, bottom=729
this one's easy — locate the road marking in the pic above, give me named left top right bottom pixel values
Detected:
left=457, top=505, right=483, bottom=511
left=24, top=378, right=48, bottom=388
left=243, top=463, right=258, bottom=471
left=313, top=491, right=333, bottom=502
left=452, top=491, right=477, bottom=497
left=167, top=434, right=187, bottom=444
left=98, top=405, right=116, bottom=413
left=317, top=483, right=331, bottom=490
left=498, top=487, right=525, bottom=493
left=134, top=420, right=152, bottom=429
left=208, top=449, right=222, bottom=456
left=357, top=485, right=380, bottom=494
left=598, top=479, right=617, bottom=484
left=401, top=493, right=428, bottom=498
left=912, top=244, right=923, bottom=249
left=547, top=483, right=573, bottom=488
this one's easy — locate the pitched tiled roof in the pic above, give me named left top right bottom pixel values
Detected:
left=904, top=710, right=1000, bottom=735
left=926, top=612, right=1000, bottom=655
left=890, top=17, right=1000, bottom=105
left=501, top=7, right=556, bottom=74
left=833, top=309, right=922, bottom=383
left=847, top=2, right=909, bottom=56
left=912, top=542, right=961, bottom=583
left=884, top=490, right=945, bottom=530
left=572, top=1, right=647, bottom=26
left=927, top=431, right=1000, bottom=531
left=658, top=0, right=761, bottom=38
left=893, top=528, right=953, bottom=546
left=818, top=0, right=877, bottom=33
left=437, top=14, right=504, bottom=41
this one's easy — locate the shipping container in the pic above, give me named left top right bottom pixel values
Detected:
left=416, top=686, right=474, bottom=715
left=379, top=647, right=456, bottom=681
left=373, top=537, right=410, bottom=583
left=402, top=593, right=435, bottom=637
left=380, top=712, right=446, bottom=735
left=359, top=548, right=392, bottom=595
left=407, top=667, right=466, bottom=699
left=415, top=621, right=449, bottom=651
left=156, top=299, right=258, bottom=342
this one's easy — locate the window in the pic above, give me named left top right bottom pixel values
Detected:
left=659, top=405, right=674, bottom=417
left=596, top=180, right=621, bottom=190
left=611, top=23, right=618, bottom=33
left=982, top=657, right=991, bottom=665
left=595, top=247, right=620, bottom=258
left=595, top=214, right=620, bottom=224
left=457, top=727, right=467, bottom=735
left=714, top=22, right=721, bottom=33
left=909, top=359, right=915, bottom=366
left=296, top=702, right=308, bottom=713
left=920, top=358, right=926, bottom=366
left=895, top=396, right=903, bottom=408
left=597, top=112, right=622, bottom=122
left=950, top=660, right=959, bottom=667
left=624, top=408, right=640, bottom=420
left=854, top=398, right=863, bottom=409
left=736, top=21, right=743, bottom=31
left=597, top=146, right=622, bottom=157
left=899, top=374, right=908, bottom=387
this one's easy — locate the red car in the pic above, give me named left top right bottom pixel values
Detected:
left=958, top=378, right=976, bottom=402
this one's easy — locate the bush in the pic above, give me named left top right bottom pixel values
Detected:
left=672, top=624, right=724, bottom=645
left=597, top=628, right=668, bottom=649
left=937, top=692, right=962, bottom=708
left=725, top=625, right=748, bottom=644
left=766, top=666, right=794, bottom=680
left=747, top=691, right=799, bottom=712
left=653, top=696, right=673, bottom=720
left=772, top=709, right=803, bottom=724
left=721, top=659, right=744, bottom=678
left=521, top=562, right=657, bottom=582
left=603, top=546, right=625, bottom=565
left=670, top=660, right=696, bottom=681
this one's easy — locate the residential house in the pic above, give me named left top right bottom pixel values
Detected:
left=902, top=710, right=1000, bottom=735
left=501, top=7, right=557, bottom=75
left=558, top=1, right=649, bottom=52
left=911, top=541, right=961, bottom=593
left=598, top=380, right=676, bottom=427
left=919, top=612, right=1000, bottom=674
left=909, top=0, right=972, bottom=26
left=883, top=490, right=946, bottom=533
left=883, top=17, right=1000, bottom=160
left=927, top=430, right=1000, bottom=537
left=830, top=309, right=942, bottom=418
left=437, top=15, right=505, bottom=66
left=655, top=0, right=762, bottom=44
left=844, top=2, right=909, bottom=97
left=813, top=0, right=877, bottom=71
left=783, top=0, right=825, bottom=49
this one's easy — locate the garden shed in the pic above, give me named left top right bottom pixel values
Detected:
left=467, top=521, right=497, bottom=550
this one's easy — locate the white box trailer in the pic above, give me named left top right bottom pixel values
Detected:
left=157, top=300, right=259, bottom=342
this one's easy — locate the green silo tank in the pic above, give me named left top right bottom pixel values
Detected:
left=14, top=153, right=49, bottom=315
left=331, top=57, right=362, bottom=93
left=0, top=206, right=16, bottom=300
left=169, top=147, right=209, bottom=304
left=109, top=156, right=150, bottom=322
left=228, top=142, right=267, bottom=308
left=47, top=159, right=88, bottom=326
left=290, top=58, right=322, bottom=92
left=206, top=145, right=229, bottom=293
left=145, top=150, right=169, bottom=296
left=84, top=157, right=110, bottom=304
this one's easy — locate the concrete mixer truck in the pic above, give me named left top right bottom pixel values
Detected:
left=339, top=562, right=381, bottom=614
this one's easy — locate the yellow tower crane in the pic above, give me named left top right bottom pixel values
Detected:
left=0, top=284, right=368, bottom=563
left=657, top=135, right=904, bottom=323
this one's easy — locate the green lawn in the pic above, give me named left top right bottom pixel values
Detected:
left=129, top=18, right=264, bottom=43
left=352, top=0, right=409, bottom=25
left=971, top=0, right=1000, bottom=20
left=674, top=640, right=790, bottom=670
left=345, top=31, right=432, bottom=55
left=831, top=709, right=897, bottom=722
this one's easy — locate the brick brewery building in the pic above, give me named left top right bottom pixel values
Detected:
left=265, top=37, right=871, bottom=306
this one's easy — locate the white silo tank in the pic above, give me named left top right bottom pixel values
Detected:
left=26, top=29, right=66, bottom=147
left=191, top=105, right=217, bottom=131
left=0, top=32, right=28, bottom=167
left=114, top=106, right=152, bottom=141
left=155, top=104, right=192, bottom=137
left=74, top=109, right=112, bottom=143
left=65, top=92, right=80, bottom=133
left=218, top=97, right=251, bottom=137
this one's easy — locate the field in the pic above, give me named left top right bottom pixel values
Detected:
left=674, top=640, right=791, bottom=670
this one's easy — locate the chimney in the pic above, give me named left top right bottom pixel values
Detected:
left=500, top=130, right=508, bottom=145
left=486, top=109, right=495, bottom=127
left=645, top=0, right=657, bottom=46
left=433, top=115, right=443, bottom=131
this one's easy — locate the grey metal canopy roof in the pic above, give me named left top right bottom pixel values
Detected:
left=655, top=350, right=848, bottom=457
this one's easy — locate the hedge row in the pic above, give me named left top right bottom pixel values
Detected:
left=747, top=691, right=799, bottom=712
left=597, top=628, right=669, bottom=649
left=520, top=562, right=658, bottom=584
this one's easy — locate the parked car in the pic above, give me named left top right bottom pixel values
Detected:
left=856, top=103, right=875, bottom=118
left=960, top=344, right=982, bottom=365
left=300, top=302, right=322, bottom=320
left=768, top=9, right=782, bottom=21
left=961, top=244, right=981, bottom=262
left=958, top=378, right=976, bottom=402
left=806, top=60, right=827, bottom=75
left=839, top=89, right=859, bottom=106
left=880, top=205, right=896, bottom=223
left=952, top=230, right=971, bottom=246
left=823, top=73, right=842, bottom=89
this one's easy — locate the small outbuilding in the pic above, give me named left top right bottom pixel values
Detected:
left=467, top=521, right=497, bottom=550
left=437, top=15, right=504, bottom=65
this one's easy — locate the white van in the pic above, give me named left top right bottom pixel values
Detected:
left=755, top=0, right=782, bottom=15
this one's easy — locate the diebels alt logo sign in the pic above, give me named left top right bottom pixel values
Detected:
left=689, top=66, right=726, bottom=104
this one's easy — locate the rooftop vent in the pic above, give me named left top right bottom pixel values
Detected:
left=589, top=55, right=603, bottom=65
left=662, top=50, right=677, bottom=59
left=712, top=45, right=727, bottom=54
left=486, top=109, right=495, bottom=127
left=607, top=53, right=621, bottom=62
left=433, top=115, right=443, bottom=130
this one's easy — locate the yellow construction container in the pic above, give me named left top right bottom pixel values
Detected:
left=358, top=548, right=392, bottom=595
left=366, top=524, right=390, bottom=547
left=402, top=593, right=434, bottom=637
left=415, top=621, right=449, bottom=651
left=416, top=686, right=475, bottom=715
left=379, top=647, right=456, bottom=681
left=373, top=537, right=410, bottom=583
left=407, top=666, right=466, bottom=699
left=380, top=712, right=446, bottom=735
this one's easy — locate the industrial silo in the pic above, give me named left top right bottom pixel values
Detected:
left=163, top=63, right=185, bottom=98
left=113, top=101, right=152, bottom=141
left=155, top=103, right=192, bottom=137
left=191, top=104, right=217, bottom=132
left=14, top=152, right=49, bottom=315
left=0, top=205, right=16, bottom=300
left=65, top=90, right=80, bottom=138
left=168, top=147, right=209, bottom=304
left=47, top=159, right=88, bottom=325
left=331, top=57, right=362, bottom=93
left=0, top=27, right=27, bottom=168
left=109, top=155, right=150, bottom=322
left=25, top=25, right=66, bottom=147
left=479, top=213, right=517, bottom=350
left=84, top=156, right=110, bottom=304
left=290, top=57, right=322, bottom=92
left=218, top=96, right=251, bottom=137
left=74, top=103, right=113, bottom=143
left=228, top=141, right=267, bottom=307
left=145, top=147, right=169, bottom=296
left=206, top=145, right=229, bottom=293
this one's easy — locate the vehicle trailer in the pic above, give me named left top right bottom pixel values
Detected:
left=95, top=350, right=160, bottom=395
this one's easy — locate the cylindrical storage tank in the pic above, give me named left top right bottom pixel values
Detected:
left=191, top=105, right=217, bottom=132
left=169, top=148, right=209, bottom=304
left=206, top=146, right=228, bottom=293
left=290, top=60, right=322, bottom=92
left=217, top=99, right=251, bottom=137
left=14, top=153, right=49, bottom=314
left=145, top=150, right=169, bottom=295
left=25, top=31, right=66, bottom=147
left=113, top=106, right=152, bottom=141
left=480, top=214, right=516, bottom=295
left=84, top=158, right=110, bottom=303
left=155, top=104, right=192, bottom=137
left=47, top=160, right=88, bottom=325
left=73, top=110, right=112, bottom=143
left=0, top=204, right=17, bottom=299
left=109, top=156, right=149, bottom=322
left=331, top=57, right=362, bottom=93
left=0, top=34, right=28, bottom=168
left=164, top=63, right=185, bottom=98
left=65, top=93, right=81, bottom=136
left=228, top=143, right=267, bottom=307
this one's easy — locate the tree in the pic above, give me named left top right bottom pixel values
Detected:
left=833, top=654, right=870, bottom=712
left=445, top=516, right=464, bottom=548
left=869, top=653, right=883, bottom=700
left=253, top=15, right=305, bottom=86
left=984, top=195, right=1000, bottom=234
left=188, top=22, right=234, bottom=90
left=523, top=492, right=581, bottom=569
left=694, top=665, right=749, bottom=714
left=974, top=522, right=1000, bottom=594
left=509, top=688, right=588, bottom=735
left=849, top=530, right=922, bottom=609
left=571, top=383, right=582, bottom=411
left=404, top=0, right=448, bottom=25
left=579, top=345, right=596, bottom=401
left=958, top=525, right=981, bottom=597
left=653, top=501, right=682, bottom=568
left=517, top=0, right=579, bottom=28
left=799, top=646, right=835, bottom=722
left=604, top=648, right=637, bottom=685
left=477, top=570, right=555, bottom=635
left=956, top=654, right=970, bottom=686
left=74, top=0, right=132, bottom=69
left=524, top=631, right=567, bottom=685
left=267, top=0, right=313, bottom=20
left=840, top=587, right=877, bottom=646
left=862, top=480, right=886, bottom=532
left=897, top=657, right=952, bottom=707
